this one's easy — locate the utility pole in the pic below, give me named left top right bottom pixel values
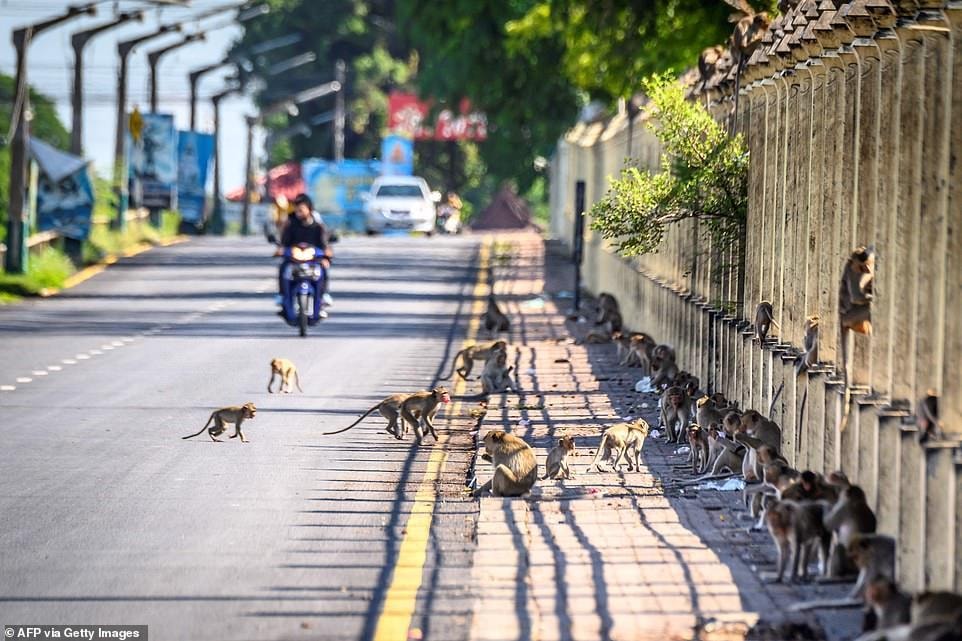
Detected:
left=114, top=23, right=181, bottom=229
left=147, top=33, right=205, bottom=113
left=189, top=58, right=232, bottom=130
left=70, top=11, right=143, bottom=156
left=5, top=4, right=96, bottom=274
left=333, top=59, right=346, bottom=162
left=209, top=84, right=241, bottom=235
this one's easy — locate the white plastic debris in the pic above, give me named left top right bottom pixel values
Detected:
left=622, top=416, right=634, bottom=421
left=521, top=297, right=546, bottom=309
left=650, top=429, right=662, bottom=439
left=517, top=419, right=532, bottom=428
left=576, top=317, right=587, bottom=324
left=675, top=445, right=691, bottom=455
left=635, top=377, right=655, bottom=393
left=641, top=402, right=650, bottom=409
left=696, top=477, right=746, bottom=492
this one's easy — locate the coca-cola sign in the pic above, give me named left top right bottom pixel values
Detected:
left=388, top=92, right=487, bottom=141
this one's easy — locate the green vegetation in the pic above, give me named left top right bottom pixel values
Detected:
left=234, top=0, right=737, bottom=225
left=0, top=247, right=75, bottom=302
left=589, top=74, right=748, bottom=256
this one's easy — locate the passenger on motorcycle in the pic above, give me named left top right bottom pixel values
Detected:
left=274, top=194, right=333, bottom=315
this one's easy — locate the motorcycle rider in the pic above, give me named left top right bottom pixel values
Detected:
left=275, top=193, right=333, bottom=316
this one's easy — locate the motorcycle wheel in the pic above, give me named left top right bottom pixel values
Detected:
left=297, top=292, right=309, bottom=337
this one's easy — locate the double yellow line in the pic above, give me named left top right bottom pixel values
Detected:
left=372, top=239, right=490, bottom=641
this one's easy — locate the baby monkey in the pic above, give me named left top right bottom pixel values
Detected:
left=183, top=402, right=257, bottom=443
left=267, top=358, right=303, bottom=394
left=542, top=435, right=576, bottom=480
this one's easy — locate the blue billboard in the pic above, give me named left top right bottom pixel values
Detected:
left=129, top=113, right=177, bottom=210
left=30, top=138, right=94, bottom=241
left=380, top=134, right=414, bottom=176
left=177, top=131, right=214, bottom=224
left=301, top=159, right=381, bottom=231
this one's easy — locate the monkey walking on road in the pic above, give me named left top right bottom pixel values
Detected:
left=267, top=358, right=303, bottom=394
left=440, top=341, right=507, bottom=380
left=183, top=403, right=257, bottom=443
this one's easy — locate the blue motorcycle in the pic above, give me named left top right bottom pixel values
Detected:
left=279, top=243, right=327, bottom=336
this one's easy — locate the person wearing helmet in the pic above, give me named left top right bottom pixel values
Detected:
left=274, top=193, right=334, bottom=313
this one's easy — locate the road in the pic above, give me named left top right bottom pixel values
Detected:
left=0, top=235, right=483, bottom=641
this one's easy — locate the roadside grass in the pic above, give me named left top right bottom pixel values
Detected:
left=0, top=247, right=76, bottom=300
left=1, top=211, right=181, bottom=303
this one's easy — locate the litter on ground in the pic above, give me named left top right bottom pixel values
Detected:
left=696, top=478, right=746, bottom=492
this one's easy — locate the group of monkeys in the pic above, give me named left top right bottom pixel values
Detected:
left=576, top=285, right=961, bottom=641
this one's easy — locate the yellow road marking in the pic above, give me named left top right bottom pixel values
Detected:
left=372, top=238, right=491, bottom=641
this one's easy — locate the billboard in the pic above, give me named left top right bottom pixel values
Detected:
left=387, top=92, right=487, bottom=141
left=128, top=112, right=177, bottom=210
left=380, top=134, right=414, bottom=176
left=177, top=130, right=214, bottom=224
left=301, top=159, right=381, bottom=231
left=29, top=138, right=94, bottom=241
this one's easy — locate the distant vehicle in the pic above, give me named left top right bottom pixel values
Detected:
left=363, top=176, right=438, bottom=235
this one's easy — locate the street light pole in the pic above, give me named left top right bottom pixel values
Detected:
left=147, top=33, right=205, bottom=113
left=333, top=59, right=346, bottom=162
left=5, top=3, right=96, bottom=274
left=189, top=58, right=233, bottom=130
left=114, top=23, right=181, bottom=229
left=209, top=84, right=242, bottom=235
left=70, top=11, right=143, bottom=155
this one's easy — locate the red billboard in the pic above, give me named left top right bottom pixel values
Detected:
left=387, top=92, right=488, bottom=141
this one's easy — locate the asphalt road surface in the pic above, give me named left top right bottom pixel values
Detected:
left=0, top=235, right=483, bottom=641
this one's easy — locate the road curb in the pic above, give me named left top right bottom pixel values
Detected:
left=38, top=235, right=189, bottom=298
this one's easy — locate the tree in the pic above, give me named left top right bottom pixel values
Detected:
left=0, top=73, right=71, bottom=241
left=589, top=74, right=748, bottom=256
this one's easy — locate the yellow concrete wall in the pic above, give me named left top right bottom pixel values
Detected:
left=549, top=0, right=962, bottom=592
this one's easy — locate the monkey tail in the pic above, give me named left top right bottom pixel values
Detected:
left=767, top=382, right=785, bottom=417
left=323, top=404, right=381, bottom=436
left=439, top=349, right=463, bottom=381
left=294, top=370, right=303, bottom=393
left=182, top=414, right=215, bottom=440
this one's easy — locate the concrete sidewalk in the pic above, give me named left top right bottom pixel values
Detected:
left=466, top=233, right=860, bottom=641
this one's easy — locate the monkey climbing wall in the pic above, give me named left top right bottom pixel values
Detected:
left=549, top=0, right=962, bottom=593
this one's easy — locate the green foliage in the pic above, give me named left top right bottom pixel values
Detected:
left=0, top=247, right=75, bottom=301
left=589, top=74, right=748, bottom=256
left=0, top=73, right=71, bottom=237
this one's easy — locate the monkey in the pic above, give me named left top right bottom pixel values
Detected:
left=324, top=393, right=413, bottom=439
left=480, top=349, right=514, bottom=396
left=765, top=499, right=832, bottom=584
left=577, top=321, right=616, bottom=345
left=838, top=245, right=876, bottom=381
left=595, top=292, right=620, bottom=325
left=267, top=358, right=303, bottom=394
left=670, top=426, right=746, bottom=487
left=659, top=386, right=691, bottom=444
left=183, top=403, right=257, bottom=443
left=588, top=419, right=650, bottom=472
left=482, top=292, right=510, bottom=333
left=735, top=410, right=782, bottom=484
left=696, top=394, right=726, bottom=431
left=542, top=435, right=575, bottom=480
left=400, top=387, right=452, bottom=445
left=753, top=300, right=780, bottom=344
left=677, top=372, right=702, bottom=399
left=862, top=577, right=911, bottom=632
left=722, top=0, right=770, bottom=132
left=440, top=340, right=507, bottom=380
left=697, top=44, right=726, bottom=92
left=911, top=591, right=962, bottom=626
left=796, top=315, right=820, bottom=375
left=474, top=429, right=538, bottom=497
left=613, top=332, right=634, bottom=365
left=745, top=462, right=801, bottom=532
left=780, top=470, right=843, bottom=504
left=824, top=484, right=878, bottom=582
left=651, top=355, right=680, bottom=392
left=653, top=343, right=676, bottom=363
left=627, top=333, right=657, bottom=371
left=767, top=315, right=821, bottom=415
left=847, top=534, right=897, bottom=601
left=687, top=423, right=710, bottom=474
left=916, top=390, right=943, bottom=444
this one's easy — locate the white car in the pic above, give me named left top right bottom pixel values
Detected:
left=363, top=176, right=438, bottom=235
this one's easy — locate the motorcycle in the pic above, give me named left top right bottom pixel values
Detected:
left=279, top=243, right=327, bottom=336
